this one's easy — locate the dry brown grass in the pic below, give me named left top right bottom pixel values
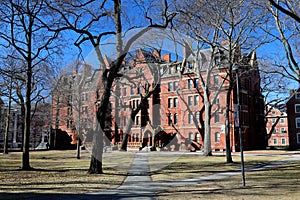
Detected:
left=0, top=150, right=127, bottom=199
left=155, top=154, right=300, bottom=200
left=150, top=154, right=287, bottom=182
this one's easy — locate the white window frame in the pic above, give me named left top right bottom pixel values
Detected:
left=281, top=138, right=286, bottom=145
left=296, top=118, right=300, bottom=128
left=297, top=133, right=300, bottom=144
left=295, top=104, right=300, bottom=113
left=215, top=132, right=220, bottom=142
left=273, top=138, right=277, bottom=145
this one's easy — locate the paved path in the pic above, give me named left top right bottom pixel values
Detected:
left=25, top=152, right=300, bottom=200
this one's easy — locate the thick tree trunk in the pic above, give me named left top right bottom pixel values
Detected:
left=120, top=110, right=137, bottom=151
left=22, top=61, right=32, bottom=170
left=88, top=124, right=103, bottom=174
left=203, top=95, right=212, bottom=156
left=225, top=84, right=233, bottom=163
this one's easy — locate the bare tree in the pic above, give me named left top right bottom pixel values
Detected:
left=50, top=0, right=176, bottom=174
left=265, top=0, right=300, bottom=83
left=176, top=0, right=269, bottom=159
left=0, top=1, right=63, bottom=169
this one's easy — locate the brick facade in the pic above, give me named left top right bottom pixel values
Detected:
left=52, top=46, right=266, bottom=151
left=286, top=89, right=300, bottom=149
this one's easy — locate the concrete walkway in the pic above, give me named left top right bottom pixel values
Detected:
left=25, top=152, right=300, bottom=200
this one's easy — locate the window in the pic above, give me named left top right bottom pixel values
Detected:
left=281, top=128, right=286, bottom=134
left=215, top=132, right=220, bottom=142
left=174, top=81, right=178, bottom=91
left=297, top=133, right=300, bottom=144
left=272, top=128, right=277, bottom=134
left=295, top=104, right=300, bottom=113
left=174, top=97, right=178, bottom=107
left=280, top=118, right=285, bottom=124
left=174, top=113, right=178, bottom=124
left=188, top=113, right=193, bottom=124
left=145, top=83, right=150, bottom=91
left=195, top=111, right=200, bottom=123
left=188, top=79, right=193, bottom=89
left=194, top=95, right=199, bottom=106
left=282, top=138, right=286, bottom=145
left=138, top=85, right=142, bottom=94
left=169, top=66, right=174, bottom=74
left=272, top=118, right=276, bottom=124
left=168, top=82, right=173, bottom=91
left=215, top=112, right=220, bottom=123
left=194, top=78, right=199, bottom=89
left=213, top=75, right=219, bottom=86
left=123, top=88, right=127, bottom=96
left=131, top=87, right=135, bottom=95
left=188, top=96, right=193, bottom=106
left=135, top=116, right=140, bottom=125
left=168, top=98, right=173, bottom=108
left=273, top=138, right=278, bottom=145
left=168, top=114, right=172, bottom=125
left=196, top=133, right=200, bottom=142
left=189, top=132, right=194, bottom=142
left=296, top=118, right=300, bottom=128
left=296, top=93, right=300, bottom=99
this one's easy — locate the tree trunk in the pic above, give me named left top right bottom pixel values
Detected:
left=88, top=124, right=103, bottom=174
left=120, top=110, right=137, bottom=151
left=22, top=61, right=32, bottom=170
left=225, top=84, right=233, bottom=163
left=203, top=95, right=212, bottom=156
left=3, top=80, right=12, bottom=154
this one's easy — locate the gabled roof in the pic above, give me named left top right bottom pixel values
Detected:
left=286, top=88, right=300, bottom=104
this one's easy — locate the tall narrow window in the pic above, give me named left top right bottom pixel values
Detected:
left=215, top=112, right=220, bottom=123
left=137, top=85, right=142, bottom=94
left=194, top=78, right=199, bottom=89
left=168, top=98, right=173, bottom=108
left=168, top=82, right=173, bottom=91
left=168, top=114, right=173, bottom=125
left=188, top=79, right=193, bottom=89
left=297, top=133, right=300, bottom=144
left=174, top=81, right=178, bottom=91
left=131, top=86, right=135, bottom=95
left=215, top=132, right=220, bottom=142
left=214, top=75, right=219, bottom=86
left=196, top=133, right=200, bottom=142
left=295, top=104, right=300, bottom=113
left=174, top=113, right=178, bottom=124
left=188, top=113, right=193, bottom=124
left=296, top=118, right=300, bottom=128
left=188, top=96, right=193, bottom=106
left=189, top=132, right=194, bottom=142
left=174, top=97, right=178, bottom=108
left=194, top=95, right=199, bottom=106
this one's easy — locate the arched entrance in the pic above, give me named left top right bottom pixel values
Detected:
left=142, top=130, right=153, bottom=147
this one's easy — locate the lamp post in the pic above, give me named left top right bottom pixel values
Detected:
left=233, top=65, right=246, bottom=187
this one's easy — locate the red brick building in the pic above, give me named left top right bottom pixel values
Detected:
left=108, top=46, right=265, bottom=152
left=265, top=106, right=289, bottom=148
left=52, top=46, right=266, bottom=151
left=286, top=89, right=300, bottom=150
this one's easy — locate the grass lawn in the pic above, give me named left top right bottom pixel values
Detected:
left=0, top=150, right=127, bottom=199
left=150, top=153, right=288, bottom=182
left=154, top=154, right=300, bottom=200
